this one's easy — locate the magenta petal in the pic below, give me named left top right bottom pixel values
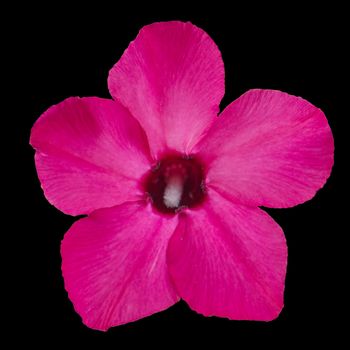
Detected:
left=61, top=201, right=179, bottom=331
left=167, top=189, right=287, bottom=321
left=108, top=21, right=225, bottom=157
left=30, top=97, right=151, bottom=215
left=196, top=89, right=334, bottom=208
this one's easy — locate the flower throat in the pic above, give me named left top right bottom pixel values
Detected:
left=144, top=154, right=206, bottom=214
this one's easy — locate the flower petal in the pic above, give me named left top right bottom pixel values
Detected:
left=30, top=97, right=151, bottom=215
left=196, top=89, right=334, bottom=208
left=61, top=201, right=179, bottom=331
left=167, top=189, right=287, bottom=321
left=108, top=21, right=225, bottom=158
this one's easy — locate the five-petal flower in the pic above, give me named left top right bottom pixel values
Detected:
left=30, top=21, right=334, bottom=331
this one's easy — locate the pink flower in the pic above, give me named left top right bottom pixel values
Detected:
left=30, top=21, right=334, bottom=331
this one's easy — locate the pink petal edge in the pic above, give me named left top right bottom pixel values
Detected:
left=167, top=189, right=287, bottom=321
left=61, top=201, right=179, bottom=331
left=108, top=21, right=225, bottom=158
left=196, top=89, right=334, bottom=208
left=30, top=97, right=152, bottom=215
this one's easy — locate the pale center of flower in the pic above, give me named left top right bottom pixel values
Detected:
left=163, top=174, right=184, bottom=208
left=143, top=153, right=206, bottom=214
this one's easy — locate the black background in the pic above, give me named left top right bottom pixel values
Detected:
left=13, top=3, right=346, bottom=346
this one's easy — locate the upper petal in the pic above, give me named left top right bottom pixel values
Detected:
left=108, top=21, right=225, bottom=158
left=61, top=201, right=179, bottom=331
left=196, top=89, right=334, bottom=208
left=167, top=189, right=287, bottom=320
left=30, top=97, right=152, bottom=215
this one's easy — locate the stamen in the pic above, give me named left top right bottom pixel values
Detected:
left=143, top=153, right=206, bottom=214
left=163, top=175, right=184, bottom=208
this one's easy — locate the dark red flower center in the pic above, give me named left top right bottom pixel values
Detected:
left=143, top=153, right=206, bottom=214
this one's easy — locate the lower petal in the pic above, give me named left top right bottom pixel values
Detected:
left=167, top=189, right=287, bottom=321
left=61, top=201, right=179, bottom=331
